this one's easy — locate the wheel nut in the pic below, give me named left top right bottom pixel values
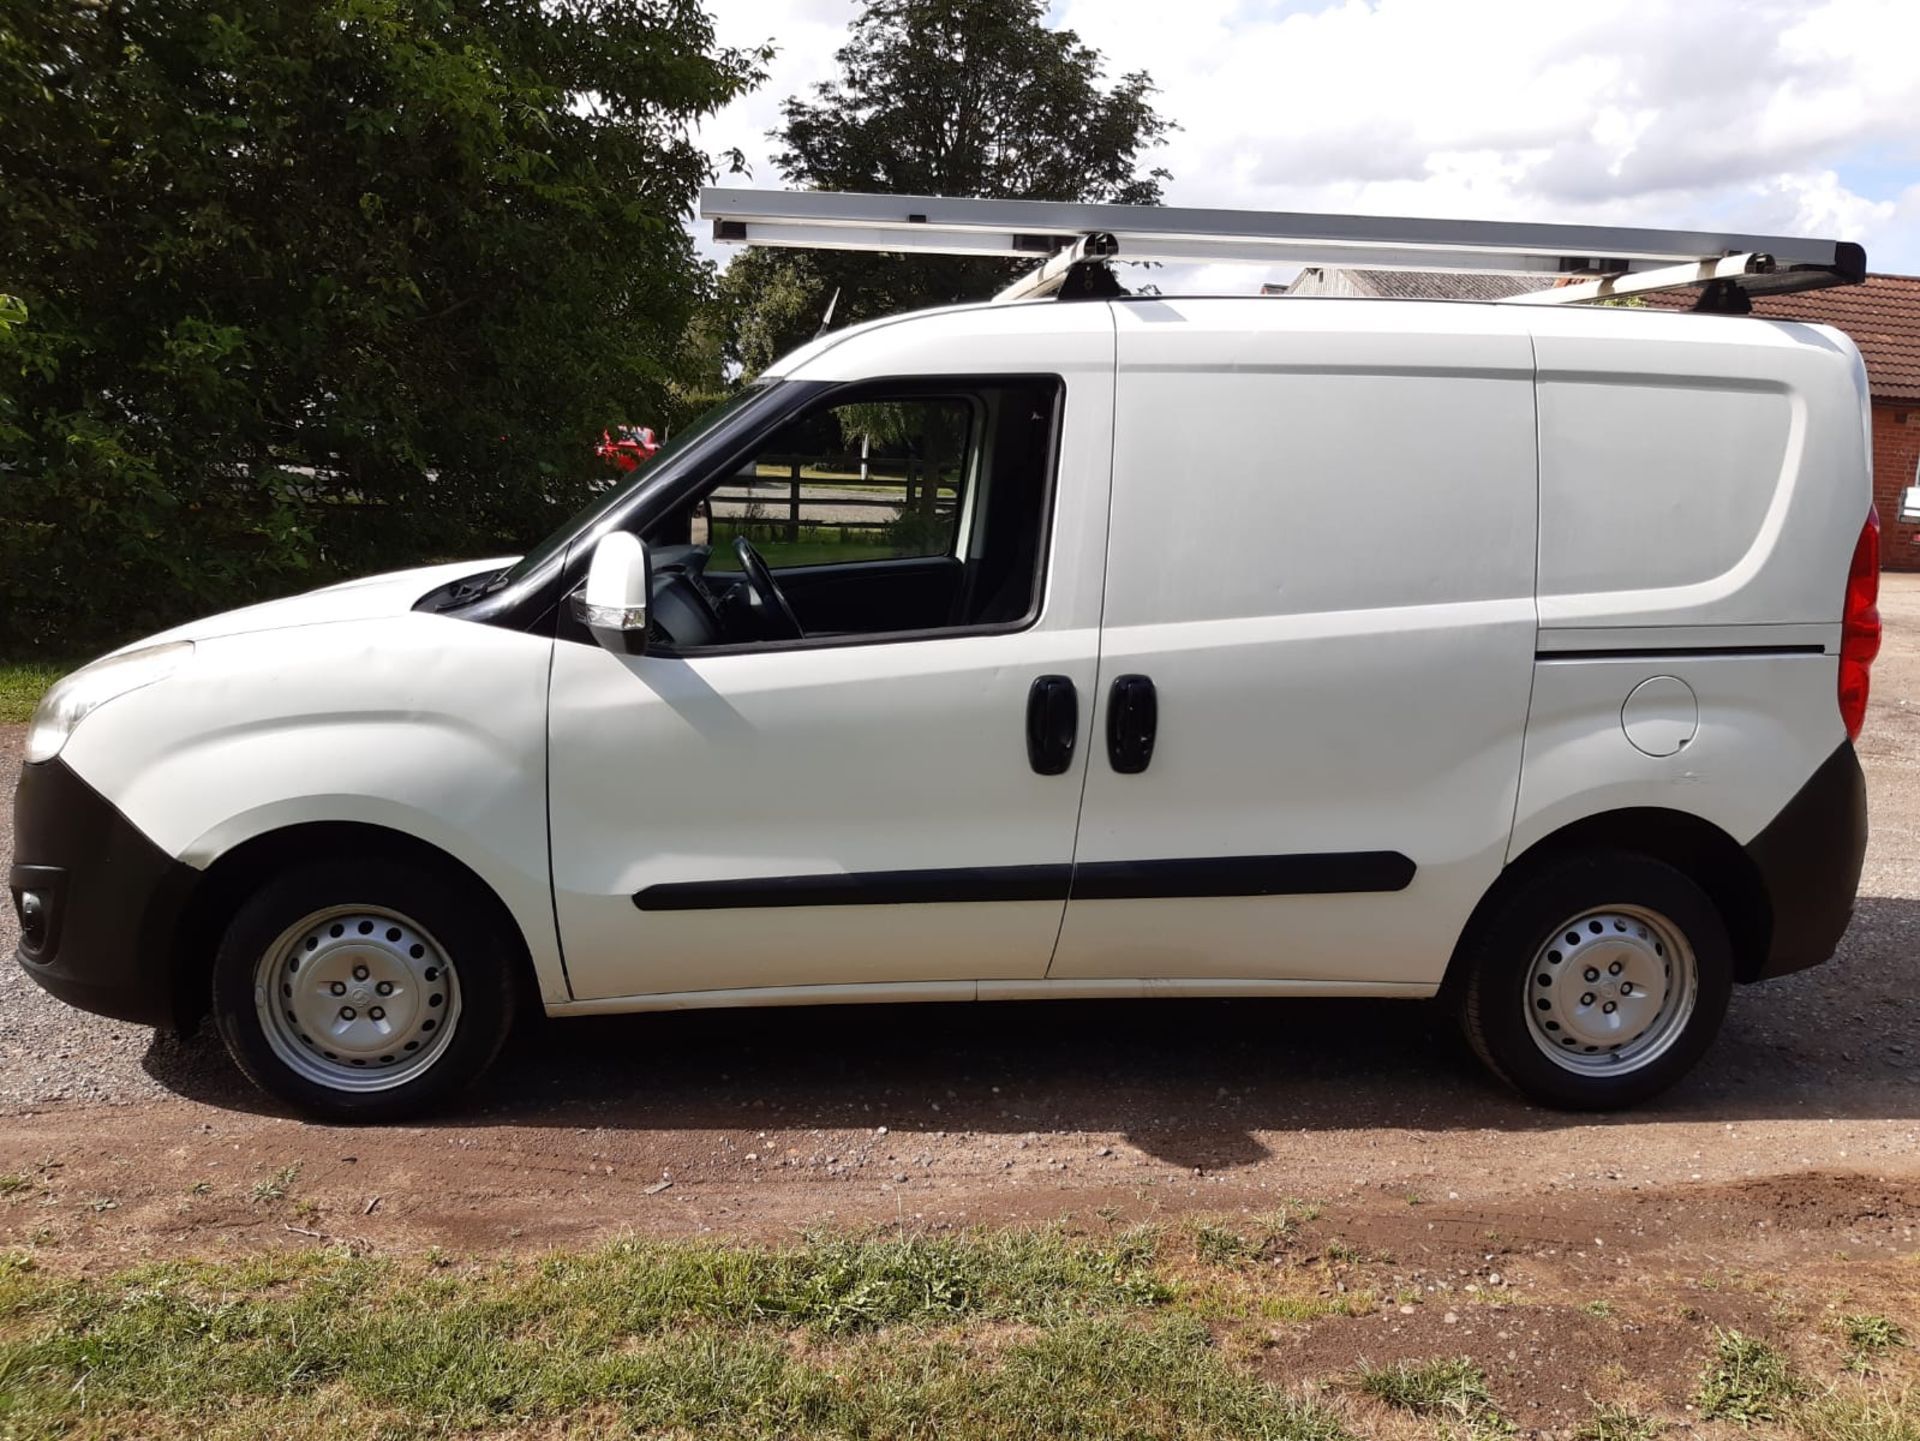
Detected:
left=1583, top=967, right=1600, bottom=983
left=369, top=1006, right=385, bottom=1021
left=353, top=964, right=370, bottom=981
left=1603, top=1001, right=1618, bottom=1014
left=1581, top=992, right=1596, bottom=1006
left=376, top=981, right=393, bottom=996
left=340, top=1006, right=356, bottom=1020
left=331, top=981, right=346, bottom=996
left=1619, top=982, right=1633, bottom=996
left=1608, top=960, right=1624, bottom=975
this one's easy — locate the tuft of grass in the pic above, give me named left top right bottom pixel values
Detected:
left=250, top=1163, right=300, bottom=1205
left=1356, top=1356, right=1510, bottom=1432
left=1695, top=1328, right=1803, bottom=1424
left=1840, top=1312, right=1907, bottom=1360
left=0, top=1232, right=1360, bottom=1440
left=1192, top=1222, right=1253, bottom=1265
left=1576, top=1401, right=1666, bottom=1440
left=0, top=659, right=69, bottom=725
left=0, top=1175, right=31, bottom=1197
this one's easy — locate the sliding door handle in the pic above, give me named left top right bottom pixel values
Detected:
left=1026, top=674, right=1078, bottom=775
left=1107, top=674, right=1157, bottom=773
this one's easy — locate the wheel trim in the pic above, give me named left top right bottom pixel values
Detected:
left=1523, top=904, right=1699, bottom=1077
left=253, top=905, right=461, bottom=1093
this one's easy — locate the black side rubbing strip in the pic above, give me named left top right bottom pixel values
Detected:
left=635, top=864, right=1071, bottom=911
left=632, top=853, right=1415, bottom=910
left=1072, top=852, right=1414, bottom=900
left=1538, top=644, right=1826, bottom=662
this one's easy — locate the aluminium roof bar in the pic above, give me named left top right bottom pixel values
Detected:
left=1509, top=252, right=1777, bottom=306
left=700, top=187, right=1866, bottom=301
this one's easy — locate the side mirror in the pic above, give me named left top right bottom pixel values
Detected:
left=571, top=531, right=651, bottom=656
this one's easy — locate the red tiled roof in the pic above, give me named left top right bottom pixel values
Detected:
left=1649, top=274, right=1920, bottom=403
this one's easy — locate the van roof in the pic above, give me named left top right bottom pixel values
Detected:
left=763, top=290, right=1850, bottom=379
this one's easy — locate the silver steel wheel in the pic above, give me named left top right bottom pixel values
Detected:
left=253, top=905, right=461, bottom=1093
left=1523, top=904, right=1699, bottom=1075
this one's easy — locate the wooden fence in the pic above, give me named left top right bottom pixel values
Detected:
left=703, top=452, right=960, bottom=542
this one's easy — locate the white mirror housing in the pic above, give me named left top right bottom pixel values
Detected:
left=573, top=531, right=651, bottom=656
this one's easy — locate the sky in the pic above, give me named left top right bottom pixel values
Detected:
left=689, top=0, right=1920, bottom=292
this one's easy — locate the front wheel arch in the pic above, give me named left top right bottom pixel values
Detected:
left=171, top=821, right=542, bottom=1034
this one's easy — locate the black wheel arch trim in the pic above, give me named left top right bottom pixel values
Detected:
left=10, top=757, right=201, bottom=1031
left=1741, top=740, right=1866, bottom=981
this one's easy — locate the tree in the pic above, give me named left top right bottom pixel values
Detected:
left=0, top=0, right=765, bottom=650
left=718, top=0, right=1170, bottom=376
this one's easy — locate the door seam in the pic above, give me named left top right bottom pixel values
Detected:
left=1043, top=303, right=1120, bottom=977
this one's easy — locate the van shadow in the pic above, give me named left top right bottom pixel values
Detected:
left=144, top=895, right=1920, bottom=1170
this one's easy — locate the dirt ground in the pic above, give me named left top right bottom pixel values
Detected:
left=5, top=580, right=1920, bottom=1433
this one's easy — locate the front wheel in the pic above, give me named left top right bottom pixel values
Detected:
left=1456, top=851, right=1733, bottom=1109
left=211, top=856, right=519, bottom=1120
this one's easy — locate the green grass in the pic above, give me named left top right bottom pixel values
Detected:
left=1694, top=1329, right=1804, bottom=1425
left=0, top=658, right=67, bottom=725
left=1840, top=1311, right=1907, bottom=1363
left=1575, top=1402, right=1666, bottom=1440
left=1354, top=1356, right=1511, bottom=1433
left=0, top=1230, right=1358, bottom=1440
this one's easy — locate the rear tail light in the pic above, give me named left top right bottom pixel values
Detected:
left=1839, top=507, right=1881, bottom=741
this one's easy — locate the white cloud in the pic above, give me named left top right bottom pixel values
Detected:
left=694, top=0, right=1920, bottom=280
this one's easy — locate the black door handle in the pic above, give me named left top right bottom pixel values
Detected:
left=1026, top=675, right=1078, bottom=775
left=1107, top=674, right=1157, bottom=773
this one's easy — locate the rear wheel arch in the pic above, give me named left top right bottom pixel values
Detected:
left=171, top=821, right=541, bottom=1032
left=1444, top=807, right=1771, bottom=999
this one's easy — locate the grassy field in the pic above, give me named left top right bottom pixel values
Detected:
left=0, top=1220, right=1912, bottom=1440
left=0, top=659, right=66, bottom=725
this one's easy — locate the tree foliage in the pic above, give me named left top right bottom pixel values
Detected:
left=0, top=0, right=763, bottom=650
left=718, top=0, right=1171, bottom=377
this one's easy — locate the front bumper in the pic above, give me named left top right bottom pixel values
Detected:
left=10, top=757, right=199, bottom=1028
left=1742, top=740, right=1868, bottom=981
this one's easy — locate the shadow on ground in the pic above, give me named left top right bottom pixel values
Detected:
left=143, top=895, right=1920, bottom=1168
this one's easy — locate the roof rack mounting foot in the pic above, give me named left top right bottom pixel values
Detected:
left=1057, top=261, right=1127, bottom=301
left=1693, top=278, right=1754, bottom=315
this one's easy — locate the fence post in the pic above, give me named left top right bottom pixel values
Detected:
left=788, top=457, right=801, bottom=542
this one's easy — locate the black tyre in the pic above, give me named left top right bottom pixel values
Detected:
left=1456, top=850, right=1733, bottom=1109
left=211, top=855, right=519, bottom=1121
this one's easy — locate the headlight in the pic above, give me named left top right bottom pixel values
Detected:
left=24, top=641, right=194, bottom=764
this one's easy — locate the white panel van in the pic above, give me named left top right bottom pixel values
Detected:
left=10, top=294, right=1878, bottom=1118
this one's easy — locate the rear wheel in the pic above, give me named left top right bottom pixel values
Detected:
left=1457, top=851, right=1733, bottom=1109
left=211, top=856, right=518, bottom=1120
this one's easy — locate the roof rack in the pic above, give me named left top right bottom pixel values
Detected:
left=699, top=187, right=1866, bottom=310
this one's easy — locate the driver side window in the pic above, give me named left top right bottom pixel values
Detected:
left=649, top=379, right=1059, bottom=651
left=699, top=395, right=975, bottom=572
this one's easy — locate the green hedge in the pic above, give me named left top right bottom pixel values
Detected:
left=0, top=1, right=762, bottom=652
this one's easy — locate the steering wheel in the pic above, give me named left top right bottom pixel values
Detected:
left=733, top=535, right=804, bottom=641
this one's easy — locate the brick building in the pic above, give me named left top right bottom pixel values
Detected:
left=1289, top=268, right=1920, bottom=570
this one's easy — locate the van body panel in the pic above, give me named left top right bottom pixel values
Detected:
left=53, top=614, right=569, bottom=1003
left=1048, top=298, right=1538, bottom=988
left=1508, top=651, right=1847, bottom=859
left=1526, top=308, right=1870, bottom=630
left=545, top=309, right=1118, bottom=1001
